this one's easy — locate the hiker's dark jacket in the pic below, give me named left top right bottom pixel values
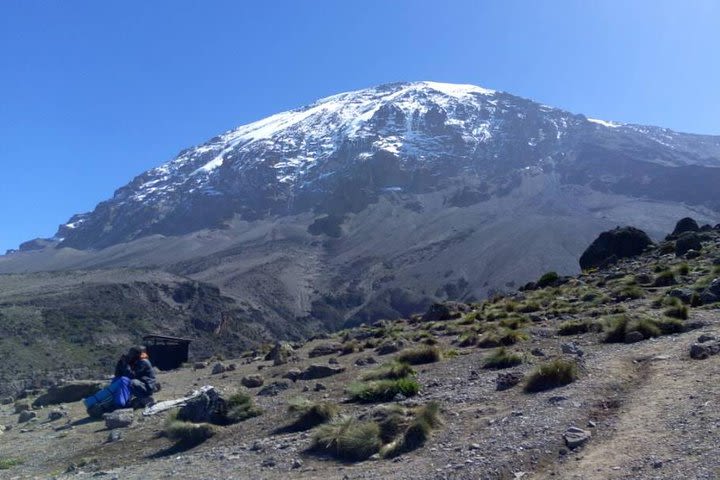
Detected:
left=114, top=356, right=157, bottom=392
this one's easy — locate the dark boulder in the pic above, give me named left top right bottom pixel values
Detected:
left=421, top=303, right=455, bottom=322
left=33, top=381, right=103, bottom=407
left=177, top=388, right=227, bottom=424
left=675, top=232, right=702, bottom=257
left=579, top=227, right=654, bottom=270
left=308, top=343, right=342, bottom=358
left=299, top=364, right=346, bottom=380
left=669, top=217, right=700, bottom=238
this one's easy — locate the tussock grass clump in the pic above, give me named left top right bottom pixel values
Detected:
left=603, top=315, right=663, bottom=343
left=0, top=458, right=23, bottom=470
left=397, top=346, right=441, bottom=365
left=676, top=263, right=690, bottom=276
left=381, top=402, right=442, bottom=458
left=653, top=270, right=677, bottom=287
left=285, top=398, right=339, bottom=431
left=537, top=271, right=560, bottom=288
left=557, top=320, right=593, bottom=336
left=225, top=391, right=263, bottom=424
left=341, top=340, right=360, bottom=355
left=457, top=332, right=479, bottom=347
left=524, top=358, right=578, bottom=393
left=164, top=419, right=217, bottom=445
left=517, top=301, right=541, bottom=313
left=482, top=347, right=522, bottom=369
left=498, top=328, right=529, bottom=345
left=655, top=318, right=685, bottom=334
left=311, top=417, right=382, bottom=461
left=664, top=304, right=689, bottom=320
left=347, top=377, right=420, bottom=403
left=613, top=284, right=645, bottom=300
left=361, top=361, right=415, bottom=381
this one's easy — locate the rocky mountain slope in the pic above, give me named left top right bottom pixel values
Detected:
left=2, top=82, right=719, bottom=343
left=1, top=219, right=719, bottom=479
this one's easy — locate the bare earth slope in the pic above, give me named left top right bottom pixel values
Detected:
left=1, top=226, right=718, bottom=479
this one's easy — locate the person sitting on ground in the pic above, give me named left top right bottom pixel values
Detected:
left=114, top=345, right=159, bottom=408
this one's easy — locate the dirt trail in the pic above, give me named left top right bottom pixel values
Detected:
left=538, top=313, right=720, bottom=480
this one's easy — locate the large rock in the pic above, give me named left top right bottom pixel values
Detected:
left=563, top=426, right=591, bottom=449
left=211, top=363, right=227, bottom=375
left=669, top=217, right=700, bottom=237
left=308, top=343, right=342, bottom=358
left=265, top=342, right=295, bottom=366
left=257, top=381, right=290, bottom=397
left=241, top=375, right=264, bottom=388
left=18, top=410, right=37, bottom=423
left=496, top=371, right=524, bottom=391
left=33, top=381, right=103, bottom=407
left=579, top=227, right=654, bottom=270
left=299, top=364, right=346, bottom=380
left=690, top=341, right=720, bottom=359
left=675, top=232, right=702, bottom=257
left=104, top=409, right=134, bottom=429
left=700, top=278, right=720, bottom=304
left=177, top=388, right=226, bottom=424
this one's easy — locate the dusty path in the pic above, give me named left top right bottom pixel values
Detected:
left=537, top=311, right=720, bottom=480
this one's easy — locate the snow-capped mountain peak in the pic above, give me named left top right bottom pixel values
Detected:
left=52, top=81, right=720, bottom=249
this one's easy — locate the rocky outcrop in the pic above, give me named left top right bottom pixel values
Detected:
left=675, top=232, right=702, bottom=257
left=33, top=381, right=103, bottom=407
left=299, top=364, right=346, bottom=380
left=669, top=217, right=700, bottom=238
left=579, top=226, right=654, bottom=270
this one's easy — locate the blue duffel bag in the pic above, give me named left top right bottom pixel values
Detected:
left=84, top=377, right=131, bottom=418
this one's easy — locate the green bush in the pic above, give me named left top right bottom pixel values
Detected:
left=482, top=347, right=522, bottom=369
left=524, top=358, right=578, bottom=393
left=164, top=420, right=217, bottom=445
left=537, top=271, right=560, bottom=288
left=361, top=361, right=415, bottom=381
left=613, top=285, right=645, bottom=300
left=225, top=391, right=263, bottom=424
left=517, top=301, right=540, bottom=313
left=285, top=398, right=338, bottom=431
left=676, top=263, right=690, bottom=276
left=397, top=346, right=441, bottom=365
left=347, top=378, right=420, bottom=403
left=311, top=417, right=382, bottom=461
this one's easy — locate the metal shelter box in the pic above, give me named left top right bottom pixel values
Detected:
left=143, top=335, right=191, bottom=371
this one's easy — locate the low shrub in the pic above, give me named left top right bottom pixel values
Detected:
left=311, top=417, right=382, bottom=461
left=347, top=377, right=420, bottom=403
left=664, top=303, right=689, bottom=319
left=164, top=420, right=217, bottom=445
left=397, top=346, right=441, bottom=365
left=361, top=361, right=415, bottom=381
left=457, top=332, right=479, bottom=347
left=613, top=285, right=645, bottom=300
left=676, top=263, right=690, bottom=276
left=524, top=358, right=578, bottom=393
left=482, top=347, right=522, bottom=369
left=653, top=270, right=677, bottom=287
left=603, top=315, right=663, bottom=343
left=537, top=271, right=559, bottom=288
left=381, top=402, right=442, bottom=458
left=225, top=391, right=263, bottom=424
left=285, top=398, right=338, bottom=431
left=557, top=320, right=592, bottom=336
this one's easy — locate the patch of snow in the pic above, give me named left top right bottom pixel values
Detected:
left=588, top=118, right=622, bottom=128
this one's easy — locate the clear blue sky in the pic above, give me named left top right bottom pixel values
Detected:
left=1, top=0, right=719, bottom=252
